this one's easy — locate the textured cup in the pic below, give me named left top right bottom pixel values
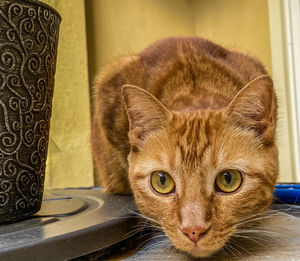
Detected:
left=0, top=0, right=61, bottom=223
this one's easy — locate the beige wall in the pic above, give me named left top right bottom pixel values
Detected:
left=86, top=0, right=272, bottom=78
left=43, top=0, right=94, bottom=188
left=193, top=0, right=272, bottom=73
left=86, top=0, right=195, bottom=84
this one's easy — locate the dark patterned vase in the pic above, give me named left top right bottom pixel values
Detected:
left=0, top=0, right=61, bottom=223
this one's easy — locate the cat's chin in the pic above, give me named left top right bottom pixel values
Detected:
left=185, top=246, right=216, bottom=258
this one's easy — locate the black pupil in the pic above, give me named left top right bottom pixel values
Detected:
left=224, top=172, right=231, bottom=184
left=159, top=173, right=166, bottom=185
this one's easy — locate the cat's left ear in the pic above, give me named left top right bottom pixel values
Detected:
left=122, top=84, right=172, bottom=147
left=224, top=76, right=276, bottom=143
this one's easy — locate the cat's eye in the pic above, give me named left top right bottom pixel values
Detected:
left=215, top=170, right=243, bottom=193
left=150, top=171, right=175, bottom=195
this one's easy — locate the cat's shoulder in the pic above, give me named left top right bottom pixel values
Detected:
left=93, top=55, right=140, bottom=88
left=139, top=36, right=267, bottom=75
left=139, top=36, right=229, bottom=60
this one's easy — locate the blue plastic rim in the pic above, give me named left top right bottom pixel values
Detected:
left=273, top=183, right=300, bottom=204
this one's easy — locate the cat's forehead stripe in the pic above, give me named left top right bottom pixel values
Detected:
left=174, top=116, right=211, bottom=167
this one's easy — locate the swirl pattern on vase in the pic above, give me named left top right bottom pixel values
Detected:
left=0, top=0, right=60, bottom=222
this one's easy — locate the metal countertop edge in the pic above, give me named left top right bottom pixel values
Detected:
left=0, top=216, right=138, bottom=261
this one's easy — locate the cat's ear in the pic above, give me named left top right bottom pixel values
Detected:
left=224, top=76, right=276, bottom=143
left=122, top=84, right=171, bottom=147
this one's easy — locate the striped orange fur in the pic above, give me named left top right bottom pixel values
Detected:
left=91, top=37, right=278, bottom=257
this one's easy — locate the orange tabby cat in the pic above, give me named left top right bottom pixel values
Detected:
left=91, top=37, right=278, bottom=257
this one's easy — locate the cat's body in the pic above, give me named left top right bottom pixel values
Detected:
left=91, top=37, right=278, bottom=257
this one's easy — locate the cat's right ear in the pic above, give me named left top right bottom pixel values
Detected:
left=122, top=85, right=171, bottom=147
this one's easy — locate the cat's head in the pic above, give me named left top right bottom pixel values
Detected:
left=122, top=79, right=278, bottom=257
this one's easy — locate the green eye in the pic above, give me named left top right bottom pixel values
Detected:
left=215, top=170, right=243, bottom=193
left=150, top=171, right=175, bottom=195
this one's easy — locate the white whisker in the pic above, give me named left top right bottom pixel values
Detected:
left=229, top=238, right=253, bottom=257
left=232, top=233, right=268, bottom=248
left=235, top=228, right=289, bottom=242
left=127, top=209, right=161, bottom=225
left=226, top=242, right=242, bottom=258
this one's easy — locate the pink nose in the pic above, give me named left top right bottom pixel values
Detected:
left=181, top=226, right=210, bottom=243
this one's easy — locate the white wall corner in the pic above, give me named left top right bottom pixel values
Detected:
left=268, top=0, right=300, bottom=181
